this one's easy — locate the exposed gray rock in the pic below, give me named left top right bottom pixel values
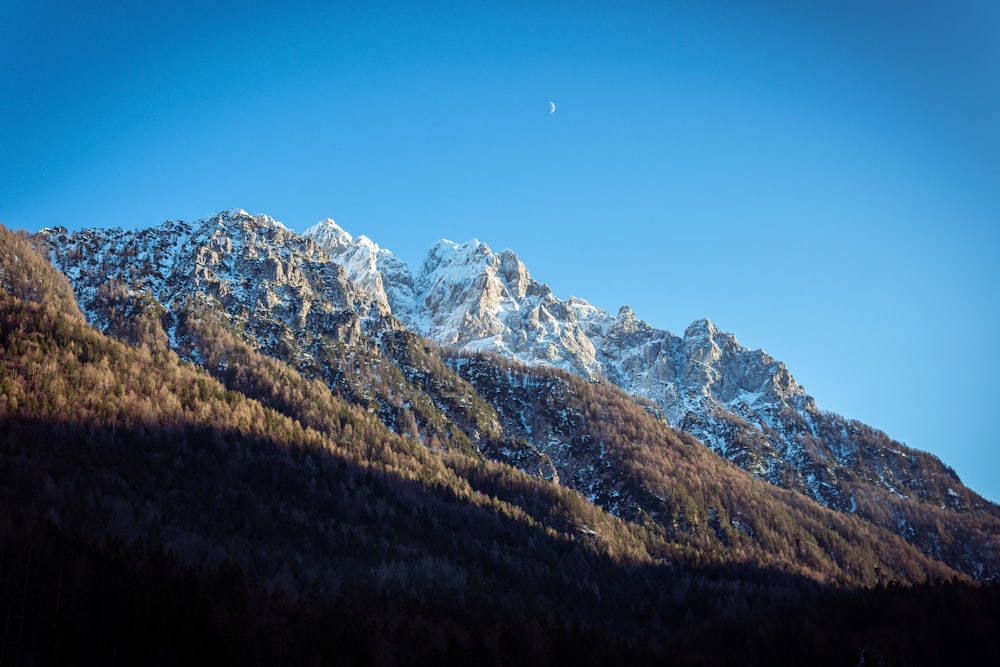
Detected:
left=39, top=209, right=392, bottom=361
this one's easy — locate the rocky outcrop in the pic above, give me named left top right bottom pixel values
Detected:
left=39, top=210, right=393, bottom=360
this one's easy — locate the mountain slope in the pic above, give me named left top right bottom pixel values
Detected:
left=36, top=212, right=1000, bottom=581
left=7, top=219, right=1000, bottom=663
left=304, top=220, right=1000, bottom=579
left=2, top=223, right=663, bottom=586
left=1, top=221, right=968, bottom=588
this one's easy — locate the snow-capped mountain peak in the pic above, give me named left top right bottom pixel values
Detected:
left=223, top=207, right=251, bottom=219
left=304, top=218, right=353, bottom=249
left=302, top=219, right=417, bottom=328
left=301, top=218, right=422, bottom=323
left=404, top=238, right=605, bottom=369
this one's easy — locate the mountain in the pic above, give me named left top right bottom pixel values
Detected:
left=304, top=217, right=1000, bottom=579
left=8, top=218, right=1000, bottom=663
left=35, top=211, right=1000, bottom=583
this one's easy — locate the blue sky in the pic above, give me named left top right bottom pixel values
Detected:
left=3, top=1, right=998, bottom=501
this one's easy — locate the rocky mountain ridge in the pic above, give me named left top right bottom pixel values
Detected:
left=36, top=210, right=1000, bottom=580
left=304, top=217, right=1000, bottom=579
left=301, top=219, right=981, bottom=507
left=42, top=210, right=399, bottom=354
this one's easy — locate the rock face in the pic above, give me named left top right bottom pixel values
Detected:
left=297, top=228, right=841, bottom=498
left=37, top=211, right=1000, bottom=580
left=39, top=210, right=395, bottom=361
left=406, top=238, right=600, bottom=372
left=302, top=218, right=415, bottom=327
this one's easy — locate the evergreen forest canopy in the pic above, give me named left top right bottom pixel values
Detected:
left=0, top=223, right=997, bottom=665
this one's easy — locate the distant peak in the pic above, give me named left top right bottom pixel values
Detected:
left=207, top=209, right=257, bottom=230
left=314, top=217, right=345, bottom=232
left=497, top=247, right=526, bottom=272
left=309, top=218, right=350, bottom=236
left=426, top=238, right=492, bottom=261
left=304, top=218, right=353, bottom=249
left=685, top=318, right=717, bottom=336
left=458, top=238, right=490, bottom=254
left=427, top=238, right=460, bottom=257
left=417, top=239, right=458, bottom=275
left=610, top=304, right=649, bottom=335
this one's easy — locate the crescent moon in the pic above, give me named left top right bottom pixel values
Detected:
left=549, top=101, right=556, bottom=114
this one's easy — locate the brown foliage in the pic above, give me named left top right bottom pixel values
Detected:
left=0, top=224, right=83, bottom=319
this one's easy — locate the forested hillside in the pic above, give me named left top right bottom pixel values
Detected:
left=0, top=225, right=81, bottom=319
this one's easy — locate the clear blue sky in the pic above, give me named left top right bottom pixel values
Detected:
left=3, top=1, right=998, bottom=501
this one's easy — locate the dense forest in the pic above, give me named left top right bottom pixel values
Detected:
left=1, top=223, right=998, bottom=664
